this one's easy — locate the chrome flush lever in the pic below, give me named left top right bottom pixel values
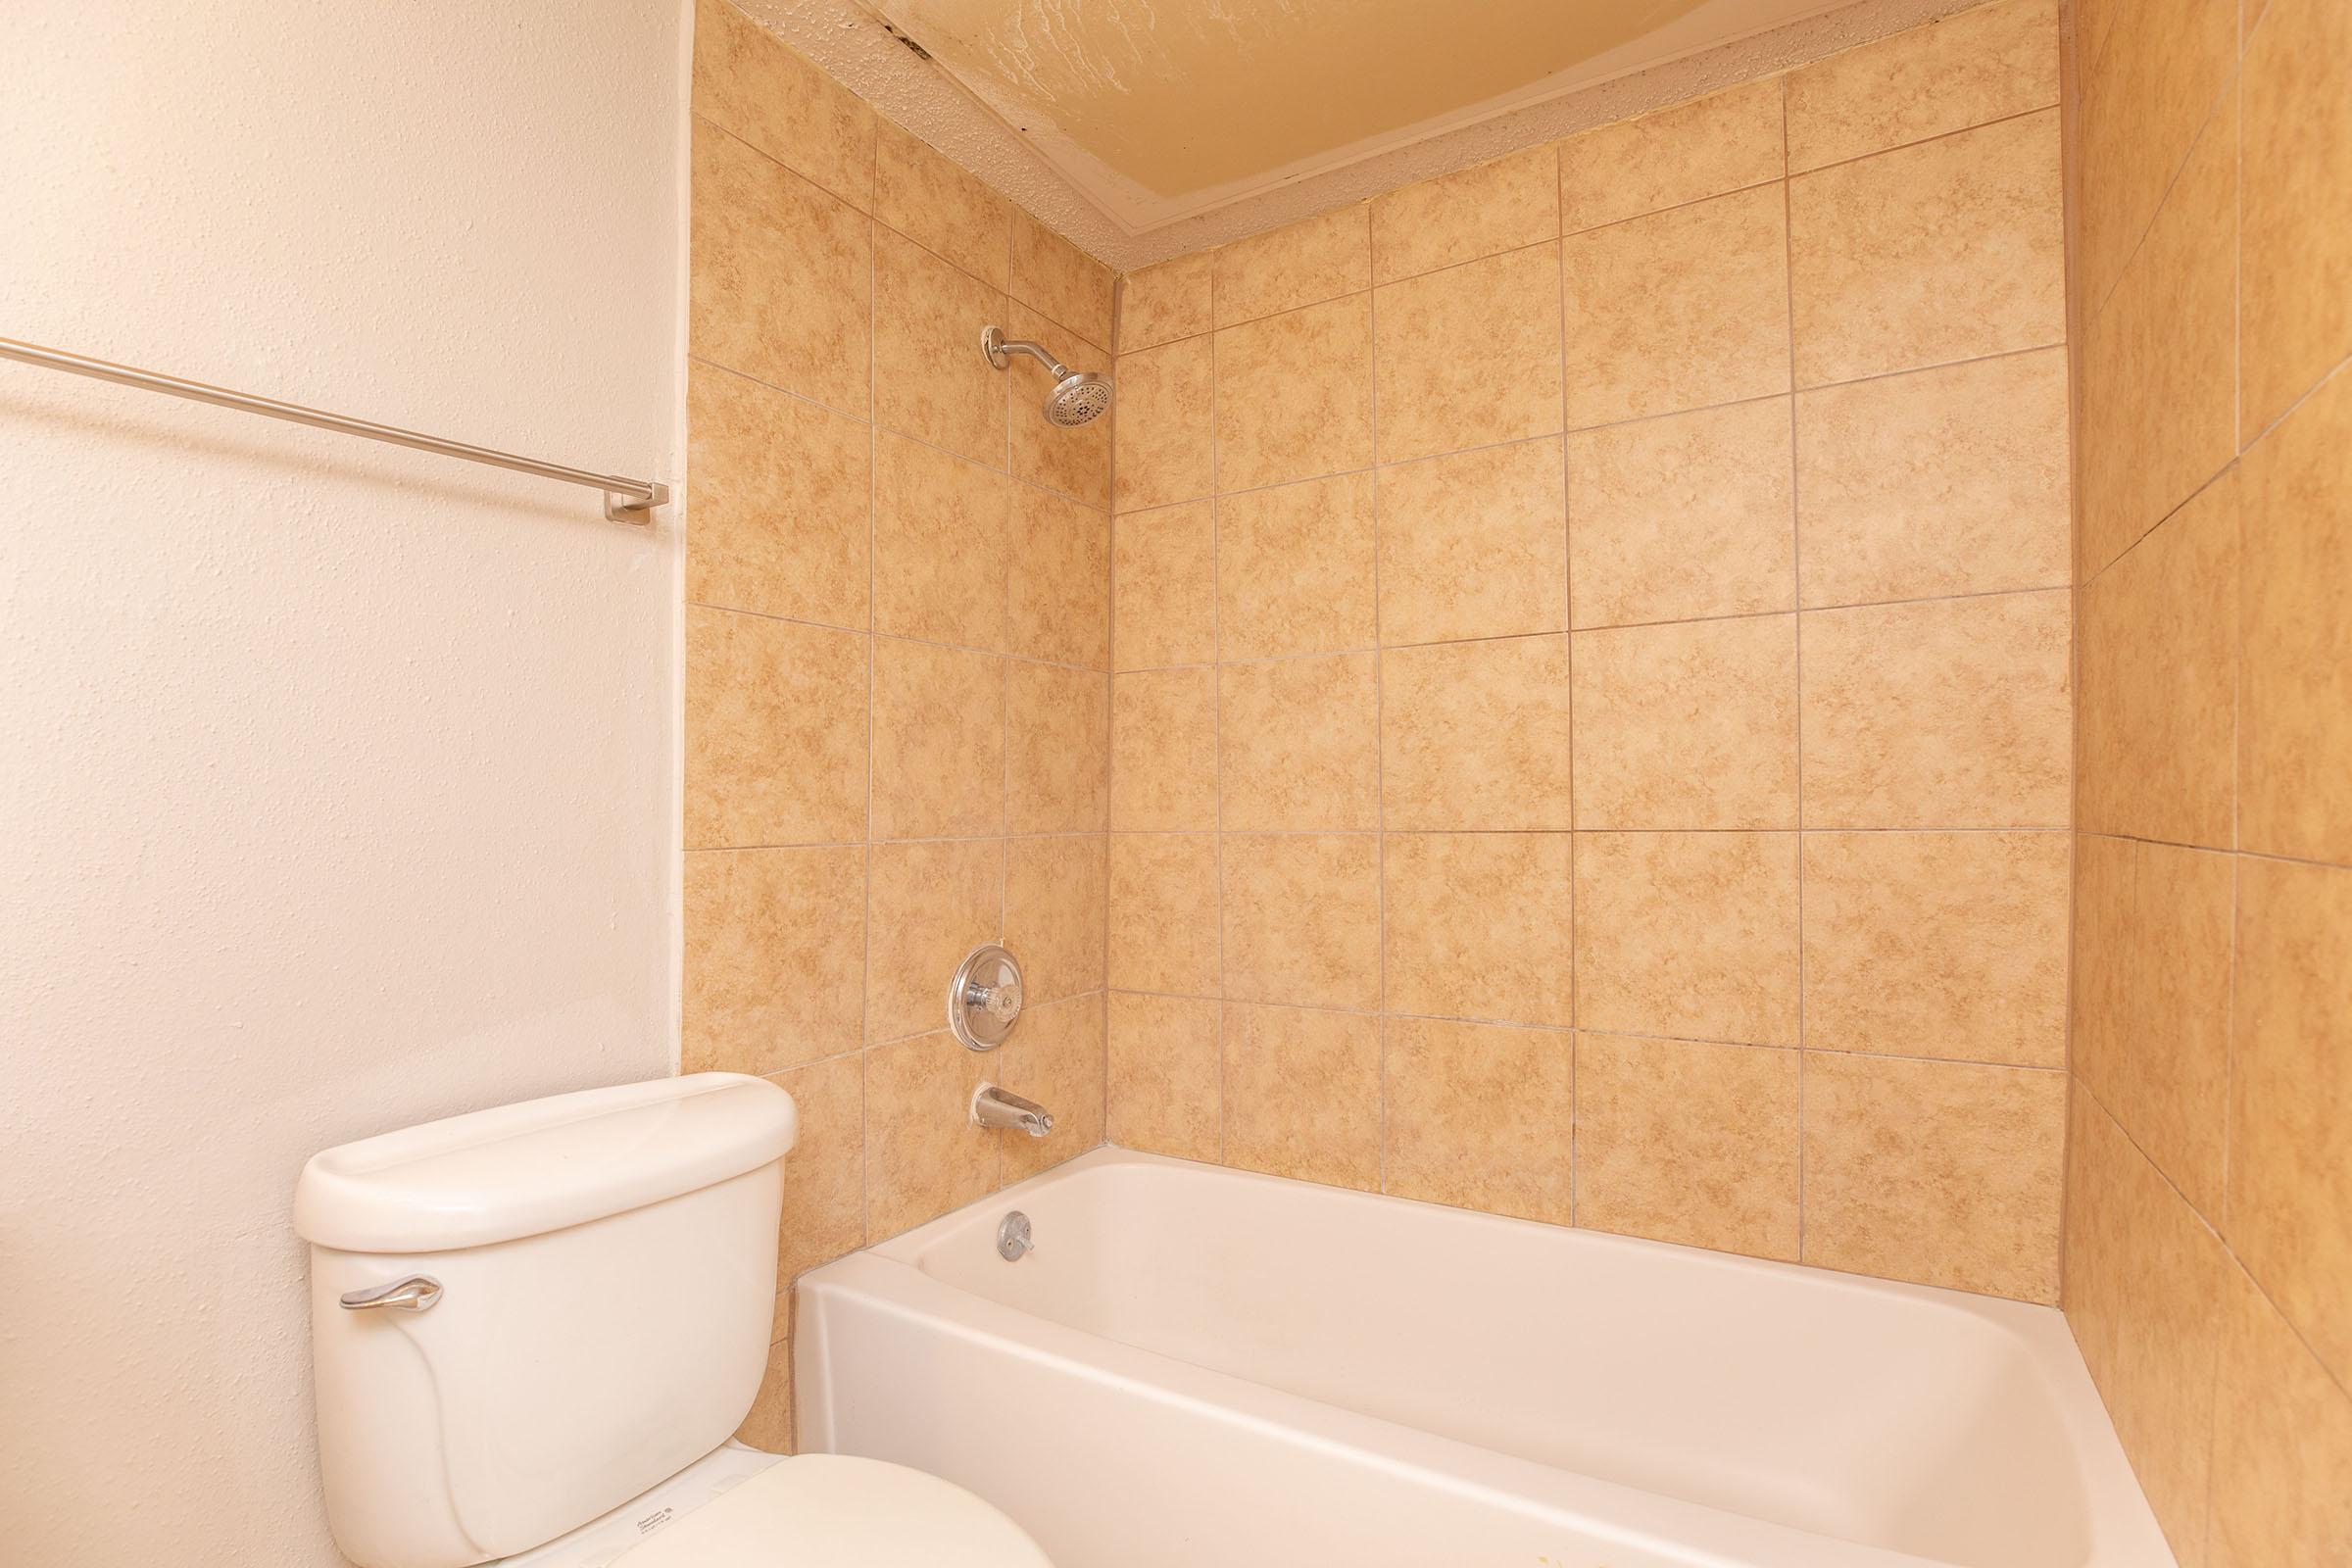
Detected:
left=339, top=1275, right=443, bottom=1312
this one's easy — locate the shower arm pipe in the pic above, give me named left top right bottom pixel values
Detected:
left=0, top=334, right=669, bottom=523
left=980, top=327, right=1071, bottom=378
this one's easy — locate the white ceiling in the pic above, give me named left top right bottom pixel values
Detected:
left=739, top=0, right=1988, bottom=269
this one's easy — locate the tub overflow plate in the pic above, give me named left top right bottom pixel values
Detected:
left=997, top=1210, right=1034, bottom=1262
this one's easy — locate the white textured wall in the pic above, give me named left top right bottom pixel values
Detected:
left=0, top=3, right=685, bottom=1563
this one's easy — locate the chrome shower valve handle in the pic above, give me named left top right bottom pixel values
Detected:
left=950, top=944, right=1025, bottom=1051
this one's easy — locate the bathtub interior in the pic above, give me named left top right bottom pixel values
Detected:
left=876, top=1153, right=2093, bottom=1568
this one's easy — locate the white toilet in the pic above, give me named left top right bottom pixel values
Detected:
left=294, top=1072, right=1052, bottom=1568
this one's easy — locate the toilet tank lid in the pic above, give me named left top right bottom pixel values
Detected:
left=294, top=1073, right=798, bottom=1252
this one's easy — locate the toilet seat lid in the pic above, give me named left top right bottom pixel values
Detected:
left=615, top=1454, right=1053, bottom=1568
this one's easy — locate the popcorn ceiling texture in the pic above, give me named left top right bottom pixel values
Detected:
left=741, top=0, right=1991, bottom=269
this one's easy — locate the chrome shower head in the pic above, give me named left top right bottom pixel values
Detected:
left=982, top=324, right=1113, bottom=427
left=1043, top=369, right=1112, bottom=427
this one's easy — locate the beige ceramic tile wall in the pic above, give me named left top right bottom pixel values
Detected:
left=685, top=0, right=1115, bottom=1448
left=2062, top=0, right=2352, bottom=1555
left=1108, top=0, right=2077, bottom=1304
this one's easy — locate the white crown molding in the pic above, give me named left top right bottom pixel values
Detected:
left=737, top=0, right=1997, bottom=271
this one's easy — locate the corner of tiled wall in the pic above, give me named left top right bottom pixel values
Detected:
left=682, top=0, right=1117, bottom=1451
left=2063, top=0, right=2352, bottom=1554
left=1104, top=0, right=2079, bottom=1305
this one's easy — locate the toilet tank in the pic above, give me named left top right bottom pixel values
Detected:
left=294, top=1074, right=798, bottom=1568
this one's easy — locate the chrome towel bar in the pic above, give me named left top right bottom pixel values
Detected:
left=0, top=334, right=668, bottom=523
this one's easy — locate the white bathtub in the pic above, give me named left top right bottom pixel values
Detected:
left=795, top=1149, right=2171, bottom=1568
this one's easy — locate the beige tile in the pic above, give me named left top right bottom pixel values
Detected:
left=1218, top=655, right=1380, bottom=832
left=1379, top=437, right=1568, bottom=645
left=1572, top=615, right=1798, bottom=830
left=1799, top=591, right=2072, bottom=829
left=2229, top=856, right=2352, bottom=1390
left=873, top=227, right=1008, bottom=469
left=1795, top=350, right=2072, bottom=607
left=687, top=361, right=870, bottom=628
left=2078, top=469, right=2237, bottom=847
left=1788, top=111, right=2064, bottom=387
left=1372, top=146, right=1558, bottom=285
left=1380, top=634, right=1575, bottom=831
left=998, top=991, right=1106, bottom=1182
left=1574, top=831, right=1800, bottom=1047
left=871, top=431, right=1009, bottom=650
left=2077, top=97, right=2236, bottom=578
left=2240, top=369, right=2352, bottom=866
left=870, top=637, right=1004, bottom=840
left=1383, top=832, right=1575, bottom=1028
left=2073, top=836, right=2234, bottom=1212
left=1576, top=1033, right=1800, bottom=1260
left=2061, top=1093, right=2231, bottom=1562
left=1562, top=187, right=1789, bottom=428
left=1556, top=78, right=1785, bottom=233
left=684, top=847, right=865, bottom=1075
left=2075, top=0, right=2239, bottom=315
left=1111, top=336, right=1215, bottom=512
left=685, top=608, right=867, bottom=848
left=1802, top=1053, right=2064, bottom=1300
left=1118, top=252, right=1212, bottom=353
left=1110, top=668, right=1217, bottom=832
left=1106, top=834, right=1220, bottom=995
left=1800, top=832, right=2068, bottom=1066
left=1384, top=1017, right=1574, bottom=1225
left=1006, top=483, right=1110, bottom=668
left=866, top=838, right=1002, bottom=1043
left=1376, top=243, right=1565, bottom=464
left=1216, top=295, right=1376, bottom=490
left=1221, top=834, right=1381, bottom=1009
left=1004, top=834, right=1105, bottom=1005
left=1568, top=398, right=1795, bottom=627
left=871, top=118, right=1007, bottom=286
left=1112, top=502, right=1217, bottom=669
left=2207, top=1260, right=2352, bottom=1568
left=693, top=0, right=873, bottom=210
left=736, top=1327, right=795, bottom=1450
left=1006, top=662, right=1108, bottom=834
left=1004, top=300, right=1113, bottom=509
left=1215, top=473, right=1378, bottom=659
left=1785, top=0, right=2061, bottom=172
left=690, top=121, right=871, bottom=412
left=1010, top=210, right=1113, bottom=349
left=1212, top=205, right=1372, bottom=326
left=1221, top=1003, right=1382, bottom=1190
left=1106, top=991, right=1222, bottom=1161
left=2241, top=0, right=2352, bottom=433
left=863, top=1030, right=995, bottom=1239
left=771, top=1051, right=864, bottom=1281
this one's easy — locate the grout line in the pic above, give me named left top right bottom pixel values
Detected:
left=1101, top=286, right=1121, bottom=1159
left=858, top=202, right=880, bottom=1252
left=1102, top=984, right=2068, bottom=1074
left=1207, top=320, right=1229, bottom=1167
left=1369, top=246, right=1390, bottom=1198
left=2079, top=828, right=2352, bottom=880
left=1781, top=74, right=1810, bottom=1264
left=1555, top=131, right=1582, bottom=1229
left=1094, top=574, right=2076, bottom=675
left=693, top=824, right=2082, bottom=855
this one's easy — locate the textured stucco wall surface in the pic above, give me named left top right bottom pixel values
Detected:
left=0, top=3, right=684, bottom=1563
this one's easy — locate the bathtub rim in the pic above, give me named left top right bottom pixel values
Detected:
left=800, top=1146, right=2175, bottom=1568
